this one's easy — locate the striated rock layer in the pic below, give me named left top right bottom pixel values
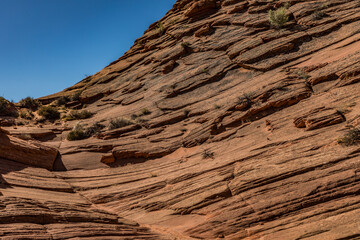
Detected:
left=2, top=0, right=360, bottom=239
left=0, top=127, right=58, bottom=170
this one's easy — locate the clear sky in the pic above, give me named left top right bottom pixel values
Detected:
left=0, top=0, right=176, bottom=102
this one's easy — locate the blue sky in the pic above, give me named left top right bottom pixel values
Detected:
left=0, top=0, right=176, bottom=102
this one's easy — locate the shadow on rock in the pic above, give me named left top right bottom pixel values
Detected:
left=53, top=154, right=67, bottom=171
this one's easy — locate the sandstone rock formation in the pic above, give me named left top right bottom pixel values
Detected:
left=1, top=0, right=360, bottom=239
left=0, top=127, right=58, bottom=170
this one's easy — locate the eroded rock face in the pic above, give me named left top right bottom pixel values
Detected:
left=2, top=0, right=360, bottom=239
left=0, top=127, right=58, bottom=170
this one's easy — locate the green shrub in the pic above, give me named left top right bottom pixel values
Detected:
left=85, top=122, right=105, bottom=137
left=338, top=128, right=360, bottom=146
left=156, top=22, right=165, bottom=36
left=109, top=118, right=133, bottom=130
left=63, top=110, right=93, bottom=121
left=0, top=97, right=18, bottom=117
left=67, top=123, right=87, bottom=141
left=67, top=122, right=105, bottom=141
left=38, top=106, right=60, bottom=120
left=268, top=7, right=289, bottom=29
left=19, top=97, right=40, bottom=110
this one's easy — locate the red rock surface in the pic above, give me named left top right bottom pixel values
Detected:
left=2, top=0, right=360, bottom=239
left=0, top=127, right=58, bottom=170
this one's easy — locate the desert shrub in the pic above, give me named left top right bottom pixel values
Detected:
left=71, top=91, right=82, bottom=101
left=338, top=128, right=360, bottom=146
left=67, top=123, right=87, bottom=141
left=19, top=97, right=40, bottom=110
left=67, top=122, right=105, bottom=141
left=202, top=149, right=215, bottom=159
left=54, top=96, right=70, bottom=106
left=109, top=118, right=133, bottom=130
left=235, top=94, right=252, bottom=111
left=294, top=69, right=310, bottom=80
left=85, top=122, right=105, bottom=137
left=63, top=110, right=93, bottom=121
left=156, top=22, right=165, bottom=36
left=135, top=117, right=148, bottom=125
left=38, top=106, right=60, bottom=120
left=283, top=2, right=291, bottom=9
left=268, top=7, right=289, bottom=29
left=140, top=108, right=151, bottom=116
left=181, top=42, right=190, bottom=48
left=0, top=97, right=18, bottom=117
left=131, top=108, right=152, bottom=120
left=312, top=10, right=327, bottom=20
left=184, top=109, right=190, bottom=117
left=19, top=109, right=34, bottom=120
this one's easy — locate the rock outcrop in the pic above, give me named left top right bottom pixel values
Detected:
left=0, top=127, right=58, bottom=170
left=2, top=0, right=360, bottom=239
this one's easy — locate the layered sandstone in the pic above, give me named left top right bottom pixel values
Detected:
left=0, top=127, right=58, bottom=170
left=1, top=0, right=360, bottom=239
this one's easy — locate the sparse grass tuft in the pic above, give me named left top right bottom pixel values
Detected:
left=338, top=127, right=360, bottom=146
left=38, top=106, right=60, bottom=120
left=268, top=7, right=289, bottom=29
left=202, top=149, right=215, bottom=159
left=109, top=118, right=133, bottom=130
